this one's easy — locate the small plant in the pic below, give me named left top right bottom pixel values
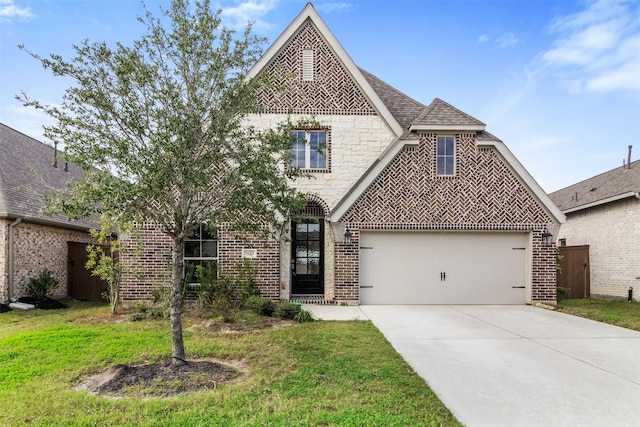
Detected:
left=294, top=309, right=313, bottom=323
left=276, top=302, right=302, bottom=320
left=557, top=286, right=569, bottom=302
left=237, top=258, right=261, bottom=303
left=26, top=269, right=59, bottom=300
left=246, top=296, right=276, bottom=316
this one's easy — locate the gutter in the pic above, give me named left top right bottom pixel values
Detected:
left=7, top=217, right=22, bottom=302
left=562, top=191, right=640, bottom=214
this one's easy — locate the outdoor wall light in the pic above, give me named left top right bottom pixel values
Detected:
left=542, top=228, right=553, bottom=247
left=344, top=228, right=353, bottom=244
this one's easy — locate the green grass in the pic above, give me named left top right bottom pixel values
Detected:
left=0, top=301, right=460, bottom=426
left=557, top=298, right=640, bottom=331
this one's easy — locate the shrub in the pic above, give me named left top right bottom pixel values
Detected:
left=276, top=302, right=302, bottom=320
left=294, top=309, right=313, bottom=323
left=557, top=287, right=570, bottom=302
left=246, top=296, right=276, bottom=316
left=26, top=270, right=59, bottom=300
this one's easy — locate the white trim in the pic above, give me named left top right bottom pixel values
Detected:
left=561, top=191, right=640, bottom=213
left=246, top=3, right=404, bottom=137
left=410, top=124, right=485, bottom=132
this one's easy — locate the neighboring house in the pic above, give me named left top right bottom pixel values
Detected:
left=0, top=123, right=98, bottom=303
left=120, top=4, right=564, bottom=306
left=549, top=157, right=640, bottom=301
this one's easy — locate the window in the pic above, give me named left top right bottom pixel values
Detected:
left=437, top=135, right=455, bottom=176
left=184, top=224, right=218, bottom=281
left=290, top=130, right=327, bottom=170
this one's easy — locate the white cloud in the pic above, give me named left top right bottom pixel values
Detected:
left=542, top=0, right=640, bottom=94
left=478, top=34, right=489, bottom=43
left=0, top=0, right=34, bottom=20
left=220, top=0, right=279, bottom=31
left=497, top=32, right=519, bottom=48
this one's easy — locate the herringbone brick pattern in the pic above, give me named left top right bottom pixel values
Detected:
left=341, top=133, right=552, bottom=228
left=256, top=20, right=376, bottom=116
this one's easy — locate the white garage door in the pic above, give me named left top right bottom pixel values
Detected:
left=359, top=232, right=528, bottom=304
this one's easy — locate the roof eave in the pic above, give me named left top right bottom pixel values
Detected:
left=409, top=124, right=486, bottom=132
left=562, top=191, right=640, bottom=214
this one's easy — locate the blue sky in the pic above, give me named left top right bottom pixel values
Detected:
left=1, top=0, right=639, bottom=192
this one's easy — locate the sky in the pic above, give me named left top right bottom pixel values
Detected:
left=1, top=0, right=639, bottom=193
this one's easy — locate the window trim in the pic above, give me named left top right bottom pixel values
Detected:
left=290, top=127, right=331, bottom=173
left=436, top=135, right=456, bottom=176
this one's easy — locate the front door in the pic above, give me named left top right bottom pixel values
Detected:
left=292, top=219, right=324, bottom=294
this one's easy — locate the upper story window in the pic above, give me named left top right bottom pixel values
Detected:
left=436, top=135, right=455, bottom=176
left=184, top=224, right=218, bottom=281
left=290, top=130, right=328, bottom=171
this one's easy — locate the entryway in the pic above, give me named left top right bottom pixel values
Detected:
left=291, top=219, right=324, bottom=295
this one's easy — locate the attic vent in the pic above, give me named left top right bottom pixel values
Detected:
left=302, top=49, right=314, bottom=81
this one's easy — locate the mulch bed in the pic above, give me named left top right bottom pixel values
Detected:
left=17, top=297, right=67, bottom=310
left=75, top=360, right=242, bottom=398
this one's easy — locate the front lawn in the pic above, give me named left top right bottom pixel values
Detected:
left=0, top=301, right=459, bottom=426
left=557, top=298, right=640, bottom=331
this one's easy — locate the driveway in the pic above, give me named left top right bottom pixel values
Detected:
left=359, top=305, right=640, bottom=427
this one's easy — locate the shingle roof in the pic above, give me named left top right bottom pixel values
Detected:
left=548, top=159, right=640, bottom=212
left=0, top=123, right=95, bottom=229
left=412, top=98, right=486, bottom=128
left=359, top=68, right=427, bottom=132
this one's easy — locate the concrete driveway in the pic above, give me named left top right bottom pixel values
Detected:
left=359, top=305, right=640, bottom=427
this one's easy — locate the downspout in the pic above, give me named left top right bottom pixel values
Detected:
left=8, top=218, right=22, bottom=302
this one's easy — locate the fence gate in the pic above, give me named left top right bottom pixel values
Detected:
left=67, top=241, right=109, bottom=302
left=557, top=245, right=590, bottom=299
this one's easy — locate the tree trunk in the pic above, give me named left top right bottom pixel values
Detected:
left=170, top=237, right=187, bottom=367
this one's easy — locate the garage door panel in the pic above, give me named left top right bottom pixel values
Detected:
left=360, top=232, right=527, bottom=305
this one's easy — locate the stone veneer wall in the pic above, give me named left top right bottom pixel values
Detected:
left=11, top=222, right=96, bottom=300
left=557, top=197, right=640, bottom=300
left=247, top=113, right=394, bottom=209
left=0, top=219, right=8, bottom=302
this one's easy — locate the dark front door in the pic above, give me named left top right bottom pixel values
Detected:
left=292, top=219, right=324, bottom=294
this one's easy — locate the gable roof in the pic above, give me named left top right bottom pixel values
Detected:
left=247, top=3, right=405, bottom=137
left=410, top=98, right=486, bottom=132
left=0, top=123, right=95, bottom=230
left=549, top=159, right=640, bottom=213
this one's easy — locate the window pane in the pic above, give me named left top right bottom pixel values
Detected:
left=187, top=226, right=201, bottom=240
left=445, top=157, right=454, bottom=175
left=295, top=244, right=308, bottom=259
left=437, top=137, right=446, bottom=156
left=445, top=136, right=454, bottom=155
left=308, top=258, right=319, bottom=274
left=201, top=226, right=216, bottom=240
left=296, top=260, right=308, bottom=275
left=184, top=241, right=200, bottom=257
left=202, top=241, right=217, bottom=258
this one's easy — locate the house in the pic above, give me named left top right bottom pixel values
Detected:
left=120, top=4, right=564, bottom=306
left=549, top=154, right=639, bottom=301
left=0, top=123, right=100, bottom=303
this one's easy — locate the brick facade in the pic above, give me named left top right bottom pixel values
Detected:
left=557, top=197, right=640, bottom=300
left=4, top=221, right=96, bottom=301
left=120, top=223, right=282, bottom=302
